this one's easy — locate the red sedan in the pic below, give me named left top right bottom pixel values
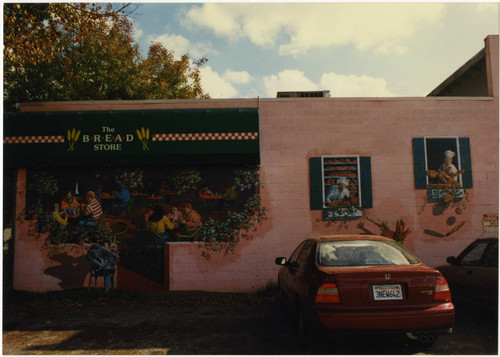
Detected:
left=275, top=235, right=454, bottom=345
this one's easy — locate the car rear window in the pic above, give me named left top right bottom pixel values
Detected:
left=317, top=240, right=421, bottom=266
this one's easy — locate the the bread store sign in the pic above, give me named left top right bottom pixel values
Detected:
left=4, top=108, right=260, bottom=167
left=66, top=126, right=136, bottom=152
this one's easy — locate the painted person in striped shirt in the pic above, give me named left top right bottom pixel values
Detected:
left=180, top=203, right=201, bottom=231
left=79, top=191, right=103, bottom=227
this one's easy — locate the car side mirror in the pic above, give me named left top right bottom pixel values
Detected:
left=275, top=257, right=287, bottom=266
left=446, top=256, right=457, bottom=265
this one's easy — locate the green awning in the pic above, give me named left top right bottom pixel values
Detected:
left=4, top=108, right=260, bottom=167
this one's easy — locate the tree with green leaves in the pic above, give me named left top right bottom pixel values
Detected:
left=4, top=3, right=209, bottom=111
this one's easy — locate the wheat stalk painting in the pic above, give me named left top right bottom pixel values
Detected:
left=67, top=128, right=81, bottom=151
left=136, top=127, right=150, bottom=150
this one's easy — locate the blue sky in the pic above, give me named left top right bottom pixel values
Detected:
left=130, top=2, right=498, bottom=99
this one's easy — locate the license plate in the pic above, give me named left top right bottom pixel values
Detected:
left=372, top=284, right=403, bottom=300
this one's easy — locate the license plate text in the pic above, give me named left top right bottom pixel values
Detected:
left=372, top=284, right=403, bottom=300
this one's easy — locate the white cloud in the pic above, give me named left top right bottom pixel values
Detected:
left=223, top=70, right=253, bottom=84
left=132, top=23, right=144, bottom=41
left=198, top=68, right=253, bottom=98
left=185, top=3, right=446, bottom=56
left=148, top=33, right=214, bottom=60
left=475, top=3, right=498, bottom=13
left=263, top=69, right=395, bottom=97
left=186, top=3, right=287, bottom=47
left=199, top=66, right=239, bottom=98
left=320, top=72, right=396, bottom=97
left=263, top=70, right=318, bottom=97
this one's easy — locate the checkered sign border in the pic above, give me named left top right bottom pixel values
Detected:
left=153, top=132, right=259, bottom=141
left=4, top=132, right=259, bottom=144
left=4, top=136, right=65, bottom=144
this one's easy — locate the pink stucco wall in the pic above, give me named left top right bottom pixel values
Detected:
left=14, top=169, right=114, bottom=292
left=165, top=241, right=275, bottom=292
left=166, top=95, right=498, bottom=292
left=167, top=36, right=498, bottom=292
left=265, top=97, right=496, bottom=256
left=12, top=35, right=498, bottom=293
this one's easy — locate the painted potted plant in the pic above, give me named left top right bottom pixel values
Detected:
left=426, top=168, right=467, bottom=211
left=29, top=172, right=58, bottom=196
left=115, top=169, right=144, bottom=193
left=196, top=167, right=267, bottom=258
left=172, top=169, right=202, bottom=194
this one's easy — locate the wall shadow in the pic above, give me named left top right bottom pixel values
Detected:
left=44, top=253, right=89, bottom=290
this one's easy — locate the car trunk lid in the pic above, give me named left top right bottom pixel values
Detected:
left=318, top=264, right=440, bottom=306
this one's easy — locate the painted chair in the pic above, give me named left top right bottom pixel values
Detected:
left=87, top=243, right=118, bottom=296
left=79, top=213, right=106, bottom=242
left=125, top=196, right=135, bottom=221
left=177, top=224, right=202, bottom=241
left=137, top=229, right=167, bottom=248
left=96, top=214, right=106, bottom=230
left=110, top=221, right=128, bottom=246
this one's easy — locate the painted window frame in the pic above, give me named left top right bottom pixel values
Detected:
left=412, top=137, right=473, bottom=189
left=309, top=155, right=372, bottom=220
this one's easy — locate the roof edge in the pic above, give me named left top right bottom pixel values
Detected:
left=427, top=47, right=486, bottom=97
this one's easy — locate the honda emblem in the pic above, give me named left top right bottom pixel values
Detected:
left=385, top=274, right=391, bottom=280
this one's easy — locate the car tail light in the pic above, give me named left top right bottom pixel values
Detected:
left=315, top=283, right=341, bottom=304
left=434, top=276, right=452, bottom=301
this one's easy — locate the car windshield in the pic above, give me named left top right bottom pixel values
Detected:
left=317, top=240, right=420, bottom=266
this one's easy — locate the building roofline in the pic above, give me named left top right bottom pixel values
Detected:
left=17, top=96, right=495, bottom=112
left=427, top=47, right=486, bottom=97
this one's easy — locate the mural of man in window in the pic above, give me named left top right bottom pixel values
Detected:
left=440, top=150, right=458, bottom=180
left=413, top=137, right=472, bottom=194
left=427, top=149, right=464, bottom=188
left=420, top=137, right=469, bottom=207
left=425, top=138, right=464, bottom=189
left=326, top=177, right=350, bottom=206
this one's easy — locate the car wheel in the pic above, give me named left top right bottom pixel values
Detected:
left=273, top=280, right=289, bottom=325
left=296, top=303, right=312, bottom=350
left=278, top=283, right=286, bottom=305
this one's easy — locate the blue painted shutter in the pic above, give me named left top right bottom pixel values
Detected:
left=459, top=137, right=473, bottom=188
left=309, top=157, right=323, bottom=210
left=359, top=157, right=373, bottom=208
left=412, top=138, right=427, bottom=189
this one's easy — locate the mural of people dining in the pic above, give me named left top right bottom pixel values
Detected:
left=20, top=165, right=267, bottom=284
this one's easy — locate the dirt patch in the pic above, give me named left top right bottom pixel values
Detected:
left=3, top=289, right=290, bottom=355
left=3, top=289, right=498, bottom=355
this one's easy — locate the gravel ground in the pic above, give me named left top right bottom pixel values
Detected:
left=2, top=289, right=497, bottom=355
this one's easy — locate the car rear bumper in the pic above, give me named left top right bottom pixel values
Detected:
left=314, top=302, right=455, bottom=333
